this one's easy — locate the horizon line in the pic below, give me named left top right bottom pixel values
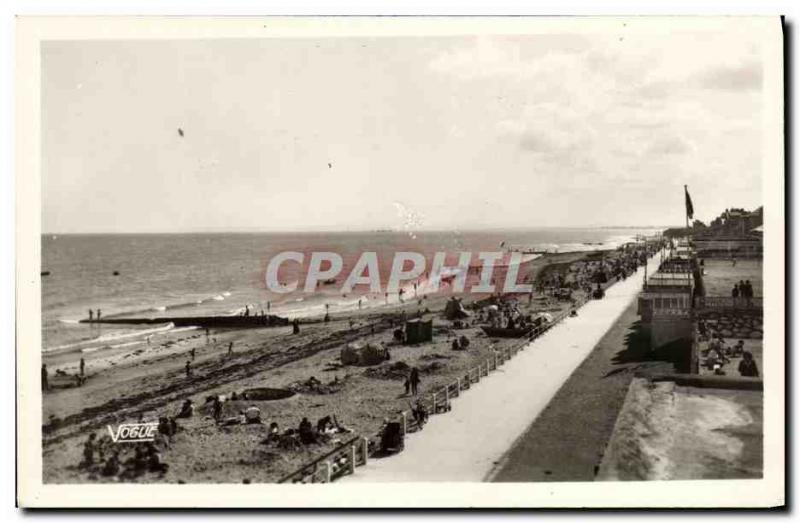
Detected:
left=41, top=225, right=677, bottom=235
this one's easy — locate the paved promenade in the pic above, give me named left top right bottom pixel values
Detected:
left=342, top=254, right=662, bottom=482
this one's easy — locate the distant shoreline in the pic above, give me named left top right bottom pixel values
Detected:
left=40, top=226, right=669, bottom=236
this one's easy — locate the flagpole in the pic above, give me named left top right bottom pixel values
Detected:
left=684, top=184, right=692, bottom=293
left=684, top=184, right=690, bottom=230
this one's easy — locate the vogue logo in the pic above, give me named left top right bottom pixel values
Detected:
left=107, top=422, right=159, bottom=443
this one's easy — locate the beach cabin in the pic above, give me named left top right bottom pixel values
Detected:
left=405, top=319, right=433, bottom=344
left=638, top=270, right=695, bottom=350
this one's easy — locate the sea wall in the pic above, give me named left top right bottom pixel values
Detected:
left=699, top=310, right=763, bottom=339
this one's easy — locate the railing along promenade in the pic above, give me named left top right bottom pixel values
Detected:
left=694, top=296, right=763, bottom=311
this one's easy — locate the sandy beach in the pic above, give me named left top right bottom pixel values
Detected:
left=41, top=248, right=656, bottom=483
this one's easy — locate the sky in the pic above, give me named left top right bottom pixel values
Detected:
left=42, top=27, right=767, bottom=233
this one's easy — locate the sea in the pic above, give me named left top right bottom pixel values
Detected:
left=41, top=228, right=661, bottom=357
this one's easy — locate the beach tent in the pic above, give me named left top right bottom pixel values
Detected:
left=360, top=343, right=388, bottom=365
left=341, top=342, right=388, bottom=366
left=444, top=297, right=471, bottom=320
left=405, top=319, right=433, bottom=344
left=340, top=344, right=361, bottom=365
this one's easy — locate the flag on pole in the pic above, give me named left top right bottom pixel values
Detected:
left=684, top=185, right=694, bottom=220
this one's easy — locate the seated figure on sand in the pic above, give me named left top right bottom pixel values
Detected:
left=738, top=351, right=760, bottom=378
left=177, top=399, right=194, bottom=418
left=101, top=451, right=121, bottom=477
left=298, top=417, right=317, bottom=445
left=245, top=406, right=262, bottom=424
left=220, top=410, right=247, bottom=427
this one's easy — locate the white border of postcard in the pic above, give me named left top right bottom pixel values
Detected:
left=16, top=16, right=785, bottom=508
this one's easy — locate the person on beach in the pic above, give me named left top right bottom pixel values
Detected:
left=185, top=360, right=192, bottom=378
left=358, top=298, right=362, bottom=310
left=96, top=309, right=102, bottom=321
left=41, top=364, right=49, bottom=391
left=298, top=417, right=317, bottom=445
left=738, top=351, right=759, bottom=378
left=79, top=357, right=85, bottom=377
left=177, top=399, right=194, bottom=418
left=212, top=396, right=223, bottom=422
left=88, top=309, right=93, bottom=322
left=157, top=416, right=174, bottom=444
left=731, top=283, right=740, bottom=305
left=267, top=301, right=271, bottom=313
left=81, top=433, right=97, bottom=468
left=228, top=342, right=234, bottom=356
left=264, top=422, right=280, bottom=443
left=292, top=319, right=300, bottom=334
left=412, top=398, right=428, bottom=427
left=245, top=406, right=262, bottom=424
left=408, top=367, right=421, bottom=396
left=101, top=452, right=121, bottom=477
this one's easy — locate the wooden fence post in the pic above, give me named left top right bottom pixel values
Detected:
left=323, top=461, right=332, bottom=483
left=432, top=392, right=437, bottom=413
left=349, top=443, right=357, bottom=474
left=361, top=437, right=369, bottom=465
left=456, top=378, right=461, bottom=395
left=401, top=411, right=407, bottom=434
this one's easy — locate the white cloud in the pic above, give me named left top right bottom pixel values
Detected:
left=428, top=32, right=763, bottom=206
